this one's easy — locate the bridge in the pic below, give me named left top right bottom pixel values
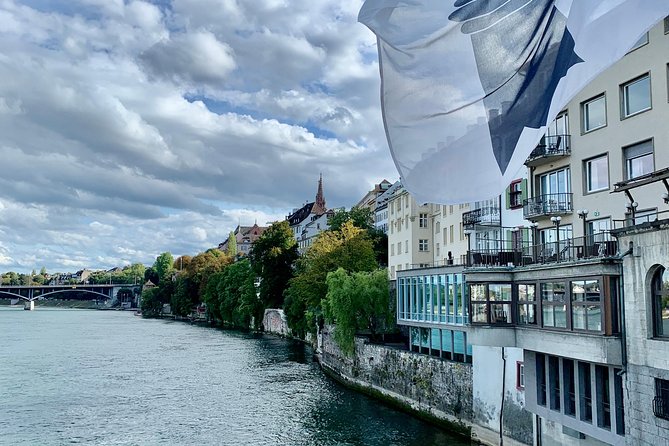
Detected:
left=0, top=284, right=142, bottom=310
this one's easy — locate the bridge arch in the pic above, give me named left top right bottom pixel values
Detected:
left=36, top=289, right=113, bottom=300
left=0, top=290, right=29, bottom=301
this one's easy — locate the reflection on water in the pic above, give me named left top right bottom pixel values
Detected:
left=0, top=308, right=471, bottom=445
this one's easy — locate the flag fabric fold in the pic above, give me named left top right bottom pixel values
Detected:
left=359, top=0, right=669, bottom=204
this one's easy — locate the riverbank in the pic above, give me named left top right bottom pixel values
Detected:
left=0, top=298, right=106, bottom=309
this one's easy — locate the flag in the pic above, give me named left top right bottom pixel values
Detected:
left=359, top=0, right=669, bottom=204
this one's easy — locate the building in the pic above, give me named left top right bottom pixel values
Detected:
left=287, top=175, right=331, bottom=253
left=374, top=180, right=401, bottom=234
left=389, top=20, right=669, bottom=446
left=218, top=223, right=268, bottom=256
left=356, top=179, right=392, bottom=213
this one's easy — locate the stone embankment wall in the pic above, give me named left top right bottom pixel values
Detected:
left=262, top=308, right=291, bottom=337
left=319, top=325, right=473, bottom=437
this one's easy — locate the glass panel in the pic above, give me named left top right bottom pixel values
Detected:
left=586, top=155, right=609, bottom=192
left=624, top=75, right=650, bottom=116
left=453, top=331, right=465, bottom=354
left=519, top=304, right=536, bottom=325
left=491, top=304, right=512, bottom=324
left=439, top=275, right=446, bottom=322
left=472, top=304, right=487, bottom=323
left=573, top=306, right=586, bottom=330
left=537, top=354, right=547, bottom=406
left=587, top=305, right=602, bottom=332
left=441, top=329, right=453, bottom=355
left=579, top=362, right=593, bottom=422
left=431, top=328, right=441, bottom=351
left=543, top=306, right=555, bottom=327
left=596, top=366, right=611, bottom=430
left=584, top=96, right=606, bottom=131
left=410, top=327, right=420, bottom=347
left=563, top=359, right=576, bottom=416
left=554, top=305, right=567, bottom=328
left=518, top=284, right=535, bottom=301
left=549, top=356, right=561, bottom=411
left=627, top=153, right=654, bottom=179
left=489, top=284, right=512, bottom=301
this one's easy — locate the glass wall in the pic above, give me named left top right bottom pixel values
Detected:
left=397, top=272, right=468, bottom=325
left=409, top=326, right=472, bottom=363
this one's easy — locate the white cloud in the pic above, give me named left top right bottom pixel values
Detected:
left=0, top=0, right=396, bottom=273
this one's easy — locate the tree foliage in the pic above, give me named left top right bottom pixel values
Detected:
left=154, top=252, right=175, bottom=285
left=283, top=221, right=377, bottom=338
left=226, top=232, right=238, bottom=258
left=323, top=268, right=392, bottom=355
left=249, top=221, right=298, bottom=309
left=328, top=207, right=374, bottom=232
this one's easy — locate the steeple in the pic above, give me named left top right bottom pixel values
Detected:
left=313, top=173, right=326, bottom=215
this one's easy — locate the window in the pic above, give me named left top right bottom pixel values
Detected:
left=541, top=282, right=567, bottom=328
left=516, top=362, right=525, bottom=390
left=518, top=284, right=536, bottom=325
left=549, top=356, right=561, bottom=411
left=654, top=378, right=669, bottom=420
left=587, top=218, right=612, bottom=244
left=537, top=354, right=547, bottom=406
left=579, top=362, right=593, bottom=422
left=651, top=266, right=669, bottom=338
left=404, top=240, right=408, bottom=254
left=450, top=225, right=454, bottom=243
left=584, top=155, right=609, bottom=193
left=391, top=244, right=395, bottom=256
left=509, top=179, right=523, bottom=208
left=665, top=16, right=669, bottom=34
left=418, top=239, right=428, bottom=252
left=469, top=283, right=512, bottom=324
left=449, top=205, right=454, bottom=214
left=582, top=94, right=606, bottom=132
left=419, top=213, right=428, bottom=228
left=436, top=243, right=440, bottom=257
left=628, top=32, right=648, bottom=52
left=571, top=280, right=603, bottom=332
left=435, top=221, right=440, bottom=234
left=563, top=359, right=576, bottom=416
left=624, top=140, right=654, bottom=179
left=621, top=74, right=651, bottom=118
left=595, top=365, right=611, bottom=430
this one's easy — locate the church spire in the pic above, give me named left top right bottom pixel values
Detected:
left=313, top=173, right=326, bottom=214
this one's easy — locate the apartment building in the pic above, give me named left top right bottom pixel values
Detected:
left=390, top=19, right=669, bottom=446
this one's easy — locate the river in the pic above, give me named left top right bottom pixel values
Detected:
left=0, top=308, right=470, bottom=445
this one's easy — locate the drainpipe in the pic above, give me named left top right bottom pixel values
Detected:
left=500, top=346, right=506, bottom=446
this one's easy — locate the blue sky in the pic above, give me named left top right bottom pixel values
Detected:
left=0, top=0, right=396, bottom=272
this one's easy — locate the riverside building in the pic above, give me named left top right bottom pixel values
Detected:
left=389, top=19, right=669, bottom=446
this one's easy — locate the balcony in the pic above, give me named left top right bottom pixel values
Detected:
left=523, top=193, right=573, bottom=219
left=467, top=234, right=618, bottom=268
left=462, top=206, right=501, bottom=229
left=524, top=134, right=571, bottom=167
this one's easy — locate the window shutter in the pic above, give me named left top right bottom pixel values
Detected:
left=521, top=179, right=528, bottom=203
left=505, top=185, right=511, bottom=209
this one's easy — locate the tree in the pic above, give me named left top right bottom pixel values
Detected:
left=40, top=266, right=47, bottom=276
left=249, top=221, right=298, bottom=309
left=323, top=268, right=392, bottom=355
left=283, top=221, right=377, bottom=338
left=173, top=255, right=191, bottom=272
left=186, top=249, right=231, bottom=297
left=226, top=231, right=238, bottom=258
left=141, top=287, right=163, bottom=318
left=328, top=207, right=374, bottom=232
left=154, top=252, right=174, bottom=284
left=171, top=276, right=195, bottom=317
left=216, top=259, right=261, bottom=329
left=144, top=267, right=159, bottom=285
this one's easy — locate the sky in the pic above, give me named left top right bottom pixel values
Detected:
left=0, top=0, right=396, bottom=273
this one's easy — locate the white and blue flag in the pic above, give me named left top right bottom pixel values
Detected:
left=359, top=0, right=669, bottom=203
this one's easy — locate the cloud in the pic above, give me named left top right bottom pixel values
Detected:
left=0, top=0, right=396, bottom=273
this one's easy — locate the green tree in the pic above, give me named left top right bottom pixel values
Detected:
left=249, top=221, right=298, bottom=309
left=226, top=232, right=238, bottom=258
left=217, top=259, right=261, bottom=329
left=171, top=276, right=194, bottom=317
left=283, top=221, right=377, bottom=338
left=186, top=249, right=231, bottom=297
left=323, top=268, right=392, bottom=355
left=173, top=255, right=191, bottom=272
left=141, top=287, right=163, bottom=318
left=40, top=266, right=47, bottom=276
left=154, top=252, right=174, bottom=284
left=328, top=207, right=374, bottom=232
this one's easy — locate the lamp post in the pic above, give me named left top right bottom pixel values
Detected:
left=627, top=201, right=639, bottom=226
left=464, top=229, right=473, bottom=266
left=577, top=209, right=589, bottom=257
left=530, top=222, right=539, bottom=262
left=551, top=216, right=562, bottom=262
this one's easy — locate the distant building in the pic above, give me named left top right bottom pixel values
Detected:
left=218, top=223, right=268, bottom=256
left=374, top=180, right=401, bottom=234
left=356, top=179, right=392, bottom=214
left=287, top=174, right=331, bottom=252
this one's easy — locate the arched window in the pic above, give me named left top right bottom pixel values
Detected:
left=652, top=266, right=669, bottom=337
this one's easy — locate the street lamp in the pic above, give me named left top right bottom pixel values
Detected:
left=529, top=222, right=540, bottom=262
left=551, top=216, right=562, bottom=261
left=626, top=201, right=639, bottom=225
left=577, top=209, right=589, bottom=257
left=464, top=228, right=474, bottom=266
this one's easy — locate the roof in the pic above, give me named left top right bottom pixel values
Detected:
left=287, top=202, right=315, bottom=226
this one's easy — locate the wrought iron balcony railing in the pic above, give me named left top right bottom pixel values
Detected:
left=525, top=134, right=571, bottom=166
left=463, top=206, right=501, bottom=229
left=523, top=193, right=573, bottom=219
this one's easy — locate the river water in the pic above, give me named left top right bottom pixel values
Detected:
left=0, top=308, right=470, bottom=445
